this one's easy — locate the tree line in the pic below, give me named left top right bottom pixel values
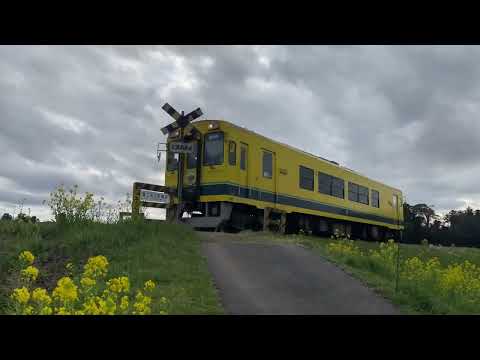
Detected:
left=403, top=203, right=480, bottom=247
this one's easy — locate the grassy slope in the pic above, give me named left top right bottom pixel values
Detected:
left=231, top=231, right=480, bottom=314
left=0, top=220, right=223, bottom=315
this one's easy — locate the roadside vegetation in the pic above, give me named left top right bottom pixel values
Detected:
left=0, top=185, right=223, bottom=315
left=246, top=231, right=480, bottom=314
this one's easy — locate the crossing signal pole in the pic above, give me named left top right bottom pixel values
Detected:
left=160, top=103, right=203, bottom=221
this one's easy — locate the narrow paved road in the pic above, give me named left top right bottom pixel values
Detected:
left=201, top=233, right=399, bottom=315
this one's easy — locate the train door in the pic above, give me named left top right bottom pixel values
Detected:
left=260, top=149, right=276, bottom=206
left=239, top=143, right=248, bottom=197
left=183, top=141, right=199, bottom=201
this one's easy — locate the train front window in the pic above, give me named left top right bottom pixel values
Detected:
left=204, top=132, right=224, bottom=166
left=167, top=151, right=179, bottom=171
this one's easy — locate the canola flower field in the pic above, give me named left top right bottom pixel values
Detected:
left=269, top=233, right=480, bottom=314
left=0, top=220, right=224, bottom=315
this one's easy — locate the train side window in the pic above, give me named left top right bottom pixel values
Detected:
left=300, top=166, right=314, bottom=191
left=240, top=146, right=247, bottom=170
left=263, top=151, right=273, bottom=178
left=331, top=177, right=345, bottom=199
left=228, top=141, right=236, bottom=166
left=348, top=182, right=358, bottom=202
left=167, top=152, right=179, bottom=171
left=358, top=185, right=369, bottom=205
left=319, top=172, right=344, bottom=199
left=318, top=172, right=331, bottom=195
left=372, top=190, right=380, bottom=208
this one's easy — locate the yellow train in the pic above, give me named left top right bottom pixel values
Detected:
left=165, top=119, right=404, bottom=240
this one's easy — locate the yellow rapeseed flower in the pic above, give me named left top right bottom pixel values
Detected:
left=82, top=297, right=101, bottom=315
left=19, top=251, right=34, bottom=265
left=83, top=255, right=109, bottom=279
left=133, top=291, right=152, bottom=315
left=80, top=277, right=96, bottom=288
left=120, top=296, right=129, bottom=312
left=52, top=277, right=78, bottom=303
left=144, top=280, right=156, bottom=292
left=55, top=307, right=71, bottom=315
left=11, top=287, right=30, bottom=305
left=23, top=306, right=34, bottom=315
left=21, top=266, right=39, bottom=282
left=32, top=288, right=52, bottom=305
left=106, top=276, right=130, bottom=293
left=39, top=306, right=53, bottom=315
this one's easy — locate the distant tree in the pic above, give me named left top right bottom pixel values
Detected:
left=1, top=213, right=13, bottom=221
left=431, top=220, right=442, bottom=232
left=411, top=204, right=438, bottom=229
left=16, top=213, right=28, bottom=222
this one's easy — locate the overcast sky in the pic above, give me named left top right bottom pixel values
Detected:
left=1, top=45, right=479, bottom=220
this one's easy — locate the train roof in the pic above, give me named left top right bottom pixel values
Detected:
left=193, top=119, right=403, bottom=193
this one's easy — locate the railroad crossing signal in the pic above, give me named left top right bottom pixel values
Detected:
left=160, top=103, right=203, bottom=135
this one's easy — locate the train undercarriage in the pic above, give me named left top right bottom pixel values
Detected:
left=168, top=201, right=400, bottom=241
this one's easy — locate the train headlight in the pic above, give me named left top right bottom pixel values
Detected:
left=208, top=122, right=219, bottom=130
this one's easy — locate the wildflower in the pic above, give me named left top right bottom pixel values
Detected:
left=120, top=296, right=129, bottom=312
left=19, top=251, right=34, bottom=265
left=133, top=291, right=152, bottom=315
left=80, top=277, right=96, bottom=288
left=144, top=280, right=156, bottom=292
left=55, top=307, right=71, bottom=315
left=23, top=306, right=34, bottom=315
left=96, top=296, right=114, bottom=315
left=21, top=266, right=39, bottom=282
left=65, top=262, right=74, bottom=275
left=106, top=276, right=130, bottom=294
left=11, top=287, right=30, bottom=305
left=32, top=288, right=52, bottom=305
left=39, top=306, right=53, bottom=315
left=83, top=255, right=109, bottom=279
left=82, top=297, right=101, bottom=315
left=52, top=277, right=78, bottom=303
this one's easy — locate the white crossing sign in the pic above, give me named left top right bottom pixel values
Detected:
left=169, top=141, right=195, bottom=154
left=160, top=103, right=203, bottom=135
left=140, top=189, right=170, bottom=204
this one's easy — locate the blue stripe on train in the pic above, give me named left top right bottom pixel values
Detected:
left=197, top=183, right=402, bottom=226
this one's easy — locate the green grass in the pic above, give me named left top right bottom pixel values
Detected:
left=234, top=231, right=480, bottom=315
left=0, top=220, right=223, bottom=315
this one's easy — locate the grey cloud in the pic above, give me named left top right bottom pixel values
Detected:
left=1, top=45, right=480, bottom=220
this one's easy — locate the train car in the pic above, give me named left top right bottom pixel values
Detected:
left=165, top=119, right=404, bottom=240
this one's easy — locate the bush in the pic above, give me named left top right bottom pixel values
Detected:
left=44, top=184, right=132, bottom=225
left=1, top=213, right=13, bottom=221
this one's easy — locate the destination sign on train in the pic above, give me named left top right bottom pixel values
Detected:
left=169, top=142, right=194, bottom=154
